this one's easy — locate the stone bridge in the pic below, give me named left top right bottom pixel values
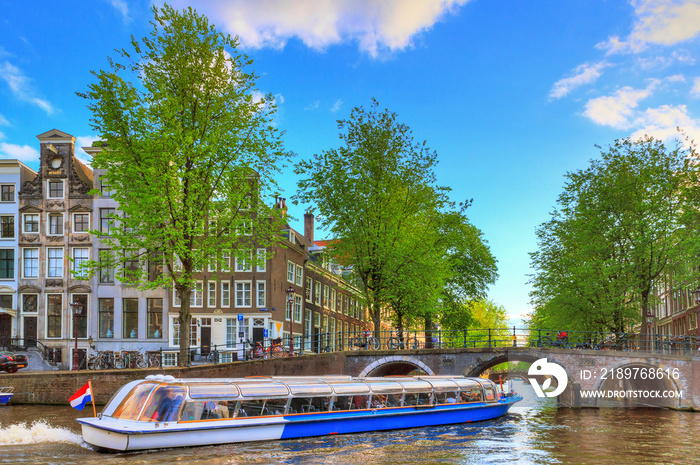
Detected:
left=3, top=347, right=699, bottom=410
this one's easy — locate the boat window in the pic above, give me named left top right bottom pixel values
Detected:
left=238, top=383, right=289, bottom=397
left=266, top=398, right=288, bottom=415
left=352, top=395, right=368, bottom=409
left=287, top=383, right=333, bottom=396
left=483, top=386, right=497, bottom=402
left=460, top=386, right=483, bottom=402
left=140, top=384, right=187, bottom=422
left=182, top=401, right=205, bottom=421
left=435, top=392, right=459, bottom=404
left=405, top=392, right=432, bottom=406
left=111, top=382, right=157, bottom=420
left=333, top=395, right=353, bottom=411
left=385, top=394, right=403, bottom=407
left=238, top=399, right=269, bottom=417
left=331, top=382, right=370, bottom=395
left=188, top=383, right=239, bottom=399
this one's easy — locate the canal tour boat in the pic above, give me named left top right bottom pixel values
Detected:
left=77, top=375, right=522, bottom=452
left=0, top=387, right=13, bottom=406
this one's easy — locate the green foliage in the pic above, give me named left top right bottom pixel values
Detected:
left=80, top=4, right=287, bottom=364
left=528, top=136, right=700, bottom=333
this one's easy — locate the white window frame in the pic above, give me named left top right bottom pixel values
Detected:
left=173, top=288, right=181, bottom=307
left=295, top=265, right=303, bottom=286
left=69, top=293, right=89, bottom=340
left=21, top=293, right=38, bottom=313
left=330, top=288, right=337, bottom=312
left=221, top=281, right=230, bottom=307
left=45, top=293, right=63, bottom=339
left=191, top=281, right=203, bottom=308
left=47, top=212, right=64, bottom=236
left=0, top=214, right=15, bottom=240
left=287, top=261, right=295, bottom=283
left=323, top=285, right=329, bottom=308
left=71, top=212, right=91, bottom=233
left=208, top=281, right=217, bottom=307
left=221, top=252, right=231, bottom=272
left=46, top=247, right=64, bottom=278
left=22, top=213, right=39, bottom=234
left=305, top=277, right=313, bottom=303
left=315, top=281, right=321, bottom=306
left=294, top=295, right=302, bottom=323
left=256, top=248, right=266, bottom=272
left=46, top=179, right=65, bottom=199
left=235, top=280, right=251, bottom=308
left=72, top=247, right=90, bottom=278
left=235, top=251, right=252, bottom=272
left=256, top=280, right=266, bottom=308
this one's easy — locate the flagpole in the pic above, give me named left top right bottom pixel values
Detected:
left=88, top=379, right=97, bottom=417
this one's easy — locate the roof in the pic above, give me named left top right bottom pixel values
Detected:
left=72, top=156, right=94, bottom=186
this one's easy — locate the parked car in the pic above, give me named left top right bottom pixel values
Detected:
left=0, top=352, right=28, bottom=373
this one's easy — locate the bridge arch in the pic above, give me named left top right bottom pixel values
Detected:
left=358, top=356, right=434, bottom=377
left=591, top=361, right=683, bottom=409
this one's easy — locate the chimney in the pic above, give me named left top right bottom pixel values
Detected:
left=304, top=212, right=314, bottom=245
left=274, top=197, right=288, bottom=218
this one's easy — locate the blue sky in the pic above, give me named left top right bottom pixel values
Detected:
left=2, top=0, right=700, bottom=325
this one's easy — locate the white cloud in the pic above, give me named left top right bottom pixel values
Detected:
left=692, top=77, right=700, bottom=96
left=0, top=114, right=8, bottom=126
left=330, top=99, right=343, bottom=113
left=550, top=62, right=608, bottom=99
left=598, top=0, right=700, bottom=55
left=170, top=0, right=470, bottom=57
left=107, top=0, right=131, bottom=24
left=583, top=85, right=655, bottom=128
left=629, top=104, right=700, bottom=146
left=0, top=61, right=56, bottom=115
left=0, top=143, right=40, bottom=163
left=305, top=100, right=320, bottom=111
left=75, top=135, right=99, bottom=167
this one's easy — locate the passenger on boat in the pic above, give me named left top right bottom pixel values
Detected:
left=156, top=392, right=184, bottom=421
left=372, top=395, right=386, bottom=408
left=215, top=401, right=229, bottom=418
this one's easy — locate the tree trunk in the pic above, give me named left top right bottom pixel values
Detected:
left=424, top=314, right=434, bottom=349
left=178, top=285, right=192, bottom=367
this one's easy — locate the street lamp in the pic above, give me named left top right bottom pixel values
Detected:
left=286, top=286, right=295, bottom=355
left=69, top=301, right=84, bottom=371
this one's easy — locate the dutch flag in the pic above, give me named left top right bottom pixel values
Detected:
left=69, top=381, right=92, bottom=411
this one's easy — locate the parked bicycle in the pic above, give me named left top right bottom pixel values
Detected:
left=349, top=330, right=380, bottom=351
left=386, top=334, right=418, bottom=350
left=248, top=338, right=285, bottom=360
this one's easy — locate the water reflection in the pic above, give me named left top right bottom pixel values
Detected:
left=0, top=381, right=697, bottom=464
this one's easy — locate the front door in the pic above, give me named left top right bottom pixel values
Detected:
left=201, top=327, right=211, bottom=356
left=24, top=317, right=37, bottom=347
left=0, top=314, right=11, bottom=347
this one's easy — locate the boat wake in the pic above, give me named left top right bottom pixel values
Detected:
left=0, top=420, right=83, bottom=446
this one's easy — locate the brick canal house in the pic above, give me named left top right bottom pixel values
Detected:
left=8, top=129, right=370, bottom=370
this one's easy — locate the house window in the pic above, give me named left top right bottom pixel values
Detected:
left=0, top=185, right=14, bottom=202
left=294, top=295, right=302, bottom=323
left=256, top=281, right=266, bottom=308
left=331, top=289, right=336, bottom=311
left=72, top=247, right=89, bottom=279
left=46, top=294, right=62, bottom=338
left=123, top=298, right=139, bottom=338
left=305, top=277, right=312, bottom=302
left=208, top=282, right=217, bottom=307
left=22, top=248, right=39, bottom=278
left=344, top=296, right=349, bottom=315
left=48, top=213, right=63, bottom=235
left=72, top=213, right=90, bottom=233
left=235, top=281, right=251, bottom=307
left=22, top=214, right=39, bottom=233
left=99, top=298, right=114, bottom=338
left=191, top=281, right=203, bottom=307
left=21, top=294, right=37, bottom=313
left=47, top=248, right=63, bottom=277
left=221, top=282, right=230, bottom=307
left=99, top=249, right=114, bottom=283
left=0, top=294, right=11, bottom=309
left=0, top=216, right=14, bottom=239
left=256, top=248, right=266, bottom=272
left=100, top=177, right=114, bottom=197
left=0, top=249, right=14, bottom=279
left=295, top=266, right=303, bottom=286
left=315, top=282, right=321, bottom=306
left=235, top=251, right=252, bottom=272
left=71, top=294, right=88, bottom=339
left=323, top=286, right=329, bottom=308
left=221, top=252, right=231, bottom=272
left=47, top=180, right=64, bottom=199
left=148, top=251, right=163, bottom=282
left=287, top=261, right=294, bottom=282
left=123, top=256, right=140, bottom=282
left=173, top=288, right=181, bottom=307
left=100, top=208, right=115, bottom=234
left=147, top=298, right=163, bottom=338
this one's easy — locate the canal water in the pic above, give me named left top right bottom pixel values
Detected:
left=0, top=381, right=697, bottom=465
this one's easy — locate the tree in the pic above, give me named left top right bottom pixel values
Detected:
left=294, top=100, right=450, bottom=338
left=80, top=5, right=287, bottom=365
left=528, top=136, right=699, bottom=337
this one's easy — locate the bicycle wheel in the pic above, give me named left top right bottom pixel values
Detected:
left=149, top=355, right=160, bottom=368
left=87, top=356, right=97, bottom=370
left=348, top=337, right=361, bottom=351
left=539, top=336, right=553, bottom=348
left=387, top=338, right=402, bottom=350
left=367, top=337, right=380, bottom=350
left=114, top=356, right=124, bottom=369
left=270, top=345, right=285, bottom=358
left=136, top=357, right=147, bottom=369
